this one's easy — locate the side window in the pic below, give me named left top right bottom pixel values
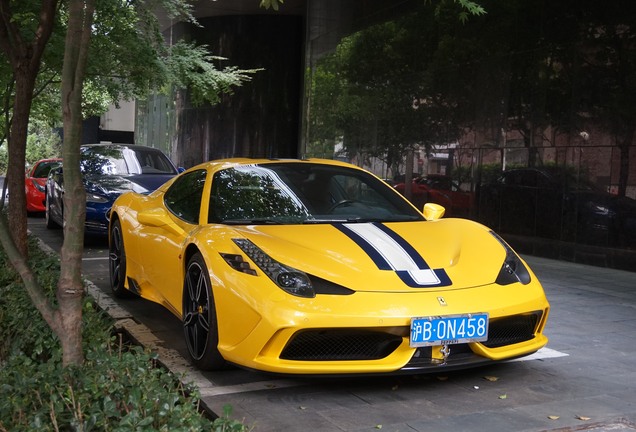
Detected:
left=164, top=169, right=207, bottom=224
left=208, top=168, right=307, bottom=222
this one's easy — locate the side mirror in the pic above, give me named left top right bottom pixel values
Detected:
left=423, top=203, right=445, bottom=221
left=137, top=207, right=186, bottom=237
left=137, top=207, right=171, bottom=227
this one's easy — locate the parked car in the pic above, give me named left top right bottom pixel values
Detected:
left=480, top=167, right=636, bottom=247
left=109, top=158, right=549, bottom=374
left=45, top=143, right=179, bottom=235
left=25, top=158, right=62, bottom=213
left=394, top=174, right=474, bottom=217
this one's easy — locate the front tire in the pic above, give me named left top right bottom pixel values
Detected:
left=183, top=252, right=225, bottom=370
left=45, top=194, right=60, bottom=229
left=109, top=219, right=133, bottom=298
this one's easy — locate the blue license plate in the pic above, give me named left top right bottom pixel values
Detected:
left=410, top=313, right=489, bottom=347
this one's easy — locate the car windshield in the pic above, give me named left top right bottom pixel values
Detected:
left=548, top=170, right=599, bottom=192
left=420, top=176, right=459, bottom=191
left=209, top=162, right=425, bottom=224
left=80, top=146, right=177, bottom=176
left=32, top=161, right=61, bottom=178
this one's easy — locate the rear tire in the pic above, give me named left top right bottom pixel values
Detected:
left=183, top=252, right=226, bottom=370
left=109, top=219, right=133, bottom=298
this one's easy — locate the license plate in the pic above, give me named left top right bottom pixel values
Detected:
left=410, top=313, right=489, bottom=347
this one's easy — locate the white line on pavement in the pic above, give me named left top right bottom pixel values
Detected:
left=199, top=379, right=310, bottom=398
left=508, top=346, right=569, bottom=362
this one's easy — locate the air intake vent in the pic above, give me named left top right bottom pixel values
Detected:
left=281, top=330, right=402, bottom=361
left=483, top=312, right=541, bottom=348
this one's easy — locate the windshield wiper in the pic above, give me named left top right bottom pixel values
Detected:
left=302, top=217, right=397, bottom=224
left=222, top=218, right=283, bottom=225
left=302, top=218, right=344, bottom=224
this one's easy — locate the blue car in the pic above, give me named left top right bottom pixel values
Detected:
left=45, top=143, right=180, bottom=235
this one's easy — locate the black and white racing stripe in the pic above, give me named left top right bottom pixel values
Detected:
left=335, top=222, right=452, bottom=288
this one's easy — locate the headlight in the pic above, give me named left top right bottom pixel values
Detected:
left=31, top=179, right=45, bottom=192
left=86, top=192, right=109, bottom=203
left=490, top=231, right=531, bottom=285
left=232, top=238, right=315, bottom=298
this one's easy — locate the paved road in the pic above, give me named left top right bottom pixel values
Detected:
left=28, top=215, right=636, bottom=432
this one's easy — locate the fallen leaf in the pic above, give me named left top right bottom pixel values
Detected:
left=436, top=376, right=448, bottom=381
left=392, top=385, right=399, bottom=391
left=483, top=376, right=499, bottom=382
left=473, top=385, right=480, bottom=390
left=547, top=415, right=560, bottom=420
left=299, top=406, right=307, bottom=410
left=498, top=394, right=507, bottom=399
left=375, top=425, right=383, bottom=429
left=576, top=415, right=591, bottom=421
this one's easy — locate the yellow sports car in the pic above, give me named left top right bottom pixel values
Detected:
left=108, top=158, right=549, bottom=375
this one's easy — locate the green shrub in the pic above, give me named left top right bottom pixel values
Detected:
left=0, top=236, right=249, bottom=431
left=0, top=345, right=219, bottom=431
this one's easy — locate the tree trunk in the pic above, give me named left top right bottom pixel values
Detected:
left=0, top=0, right=59, bottom=257
left=55, top=0, right=97, bottom=367
left=6, top=71, right=34, bottom=257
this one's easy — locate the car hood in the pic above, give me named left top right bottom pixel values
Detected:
left=85, top=174, right=175, bottom=198
left=213, top=219, right=509, bottom=293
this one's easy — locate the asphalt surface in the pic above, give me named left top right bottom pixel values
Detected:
left=28, top=214, right=636, bottom=432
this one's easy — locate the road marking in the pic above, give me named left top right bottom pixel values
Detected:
left=508, top=346, right=569, bottom=362
left=199, top=379, right=310, bottom=397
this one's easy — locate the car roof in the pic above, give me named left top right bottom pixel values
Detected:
left=80, top=143, right=166, bottom=152
left=188, top=157, right=368, bottom=174
left=34, top=157, right=63, bottom=163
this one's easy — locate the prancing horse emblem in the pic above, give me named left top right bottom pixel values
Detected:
left=437, top=296, right=447, bottom=306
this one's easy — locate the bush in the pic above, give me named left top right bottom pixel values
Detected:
left=0, top=237, right=249, bottom=431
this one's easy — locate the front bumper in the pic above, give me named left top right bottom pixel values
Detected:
left=214, top=279, right=550, bottom=375
left=85, top=203, right=112, bottom=235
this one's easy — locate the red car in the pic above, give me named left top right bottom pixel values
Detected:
left=394, top=174, right=474, bottom=217
left=25, top=158, right=62, bottom=213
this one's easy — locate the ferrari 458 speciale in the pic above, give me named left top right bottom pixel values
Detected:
left=109, top=158, right=549, bottom=375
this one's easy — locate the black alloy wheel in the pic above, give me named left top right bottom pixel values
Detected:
left=183, top=252, right=225, bottom=370
left=109, top=219, right=132, bottom=298
left=45, top=193, right=59, bottom=229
